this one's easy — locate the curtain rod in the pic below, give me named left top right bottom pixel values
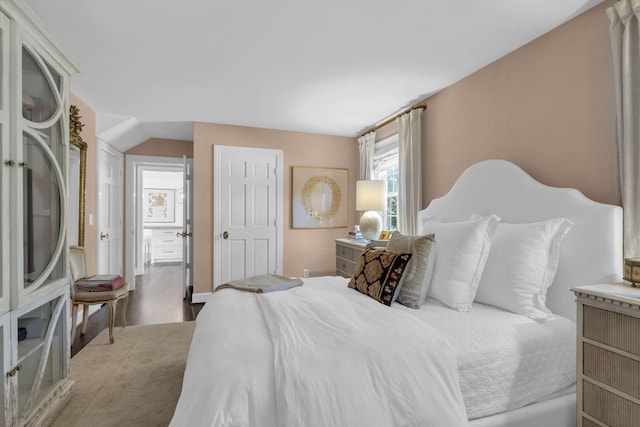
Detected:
left=360, top=103, right=428, bottom=137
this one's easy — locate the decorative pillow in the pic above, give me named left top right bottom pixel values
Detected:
left=348, top=245, right=413, bottom=306
left=423, top=215, right=499, bottom=311
left=386, top=231, right=436, bottom=309
left=474, top=218, right=573, bottom=320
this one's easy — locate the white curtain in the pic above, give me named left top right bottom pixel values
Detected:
left=357, top=131, right=376, bottom=224
left=358, top=131, right=376, bottom=180
left=397, top=109, right=422, bottom=235
left=609, top=0, right=640, bottom=257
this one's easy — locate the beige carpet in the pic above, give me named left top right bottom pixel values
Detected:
left=51, top=322, right=196, bottom=427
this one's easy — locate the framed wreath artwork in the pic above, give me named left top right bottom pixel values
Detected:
left=292, top=166, right=348, bottom=228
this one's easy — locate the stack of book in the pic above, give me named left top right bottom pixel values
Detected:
left=347, top=230, right=367, bottom=242
left=75, top=274, right=125, bottom=292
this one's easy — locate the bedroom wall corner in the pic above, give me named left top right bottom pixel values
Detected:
left=421, top=0, right=618, bottom=207
left=192, top=122, right=358, bottom=295
left=125, top=138, right=194, bottom=158
left=70, top=93, right=98, bottom=275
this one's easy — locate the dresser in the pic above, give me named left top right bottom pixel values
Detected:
left=150, top=228, right=183, bottom=263
left=335, top=239, right=367, bottom=278
left=572, top=283, right=640, bottom=427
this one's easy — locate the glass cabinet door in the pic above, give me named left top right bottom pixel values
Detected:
left=0, top=312, right=9, bottom=427
left=0, top=9, right=10, bottom=316
left=15, top=294, right=65, bottom=420
left=20, top=44, right=66, bottom=295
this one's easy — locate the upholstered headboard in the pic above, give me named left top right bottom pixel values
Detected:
left=418, top=159, right=622, bottom=322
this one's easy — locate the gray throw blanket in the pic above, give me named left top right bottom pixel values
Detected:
left=215, top=274, right=303, bottom=293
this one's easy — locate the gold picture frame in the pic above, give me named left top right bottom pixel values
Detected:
left=292, top=166, right=348, bottom=228
left=69, top=105, right=87, bottom=247
left=378, top=230, right=391, bottom=240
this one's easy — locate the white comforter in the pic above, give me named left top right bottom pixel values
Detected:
left=171, top=277, right=468, bottom=427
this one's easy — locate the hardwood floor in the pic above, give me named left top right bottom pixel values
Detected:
left=71, top=263, right=203, bottom=357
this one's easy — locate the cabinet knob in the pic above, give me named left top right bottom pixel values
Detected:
left=18, top=162, right=28, bottom=169
left=100, top=232, right=109, bottom=241
left=4, top=160, right=15, bottom=167
left=223, top=231, right=229, bottom=240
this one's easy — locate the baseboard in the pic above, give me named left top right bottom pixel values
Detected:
left=22, top=376, right=74, bottom=427
left=192, top=292, right=212, bottom=304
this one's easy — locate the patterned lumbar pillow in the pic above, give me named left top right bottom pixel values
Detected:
left=348, top=245, right=413, bottom=306
left=386, top=231, right=436, bottom=309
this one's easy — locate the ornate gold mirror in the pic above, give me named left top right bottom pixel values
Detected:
left=69, top=105, right=87, bottom=246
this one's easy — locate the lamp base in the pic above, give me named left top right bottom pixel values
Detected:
left=360, top=211, right=383, bottom=241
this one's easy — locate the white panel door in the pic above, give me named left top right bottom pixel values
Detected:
left=181, top=156, right=193, bottom=299
left=214, top=146, right=282, bottom=287
left=97, top=142, right=123, bottom=275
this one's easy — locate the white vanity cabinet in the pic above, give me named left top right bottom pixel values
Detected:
left=151, top=228, right=183, bottom=263
left=0, top=1, right=80, bottom=425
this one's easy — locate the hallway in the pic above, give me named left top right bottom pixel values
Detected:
left=71, top=263, right=203, bottom=357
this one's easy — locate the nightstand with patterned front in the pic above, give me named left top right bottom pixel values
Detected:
left=571, top=283, right=640, bottom=426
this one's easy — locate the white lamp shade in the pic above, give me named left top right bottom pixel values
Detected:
left=356, top=180, right=386, bottom=211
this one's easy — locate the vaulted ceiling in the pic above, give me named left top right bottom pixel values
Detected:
left=26, top=0, right=604, bottom=151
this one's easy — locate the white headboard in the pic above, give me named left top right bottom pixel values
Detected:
left=418, top=159, right=622, bottom=322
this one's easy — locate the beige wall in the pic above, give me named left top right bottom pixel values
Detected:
left=125, top=138, right=193, bottom=158
left=70, top=94, right=98, bottom=275
left=74, top=1, right=618, bottom=292
left=421, top=0, right=618, bottom=207
left=193, top=122, right=357, bottom=294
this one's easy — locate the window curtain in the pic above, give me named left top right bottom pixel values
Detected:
left=358, top=131, right=376, bottom=180
left=609, top=0, right=640, bottom=257
left=357, top=131, right=376, bottom=222
left=397, top=109, right=422, bottom=235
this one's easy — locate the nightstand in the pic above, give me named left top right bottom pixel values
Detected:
left=335, top=239, right=367, bottom=278
left=571, top=283, right=640, bottom=426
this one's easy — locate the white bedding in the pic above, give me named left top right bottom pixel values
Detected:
left=258, top=279, right=468, bottom=426
left=171, top=277, right=468, bottom=427
left=397, top=298, right=576, bottom=419
left=171, top=276, right=575, bottom=426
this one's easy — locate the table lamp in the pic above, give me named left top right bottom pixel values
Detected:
left=356, top=180, right=386, bottom=241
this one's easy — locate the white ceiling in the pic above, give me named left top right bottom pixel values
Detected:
left=26, top=0, right=604, bottom=152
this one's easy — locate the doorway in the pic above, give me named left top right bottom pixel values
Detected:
left=98, top=141, right=123, bottom=275
left=125, top=155, right=193, bottom=295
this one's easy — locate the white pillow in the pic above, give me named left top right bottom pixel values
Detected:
left=474, top=218, right=573, bottom=320
left=422, top=215, right=499, bottom=311
left=386, top=232, right=436, bottom=309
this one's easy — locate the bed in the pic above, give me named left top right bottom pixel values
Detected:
left=170, top=159, right=623, bottom=427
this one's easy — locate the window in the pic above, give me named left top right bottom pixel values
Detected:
left=373, top=135, right=399, bottom=231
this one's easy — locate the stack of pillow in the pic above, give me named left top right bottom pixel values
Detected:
left=348, top=215, right=573, bottom=321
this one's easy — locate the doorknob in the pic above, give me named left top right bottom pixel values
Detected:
left=100, top=232, right=109, bottom=241
left=222, top=231, right=229, bottom=240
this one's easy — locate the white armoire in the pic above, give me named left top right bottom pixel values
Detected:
left=0, top=0, right=80, bottom=425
